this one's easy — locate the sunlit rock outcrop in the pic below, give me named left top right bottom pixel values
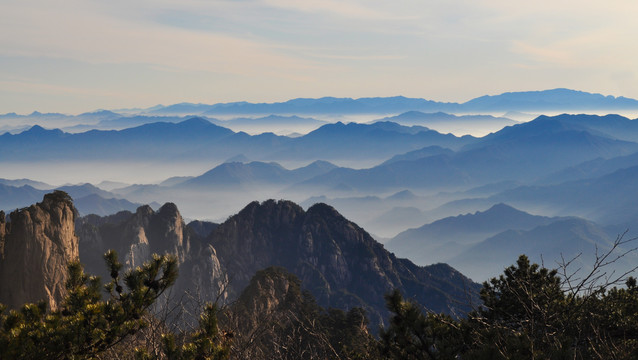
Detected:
left=0, top=191, right=79, bottom=309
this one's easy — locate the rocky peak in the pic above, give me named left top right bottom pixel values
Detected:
left=157, top=202, right=179, bottom=217
left=0, top=191, right=79, bottom=310
left=210, top=200, right=305, bottom=287
left=76, top=202, right=226, bottom=312
left=78, top=203, right=192, bottom=273
left=148, top=203, right=189, bottom=262
left=306, top=202, right=342, bottom=219
left=132, top=205, right=153, bottom=227
left=233, top=200, right=305, bottom=229
left=209, top=199, right=479, bottom=330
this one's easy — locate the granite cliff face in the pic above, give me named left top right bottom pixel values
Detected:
left=75, top=199, right=478, bottom=329
left=0, top=191, right=79, bottom=309
left=209, top=200, right=480, bottom=327
left=3, top=194, right=477, bottom=333
left=76, top=203, right=227, bottom=305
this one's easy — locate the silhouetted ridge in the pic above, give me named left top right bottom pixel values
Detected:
left=135, top=204, right=154, bottom=217
left=156, top=202, right=179, bottom=217
left=209, top=199, right=479, bottom=330
left=306, top=202, right=343, bottom=219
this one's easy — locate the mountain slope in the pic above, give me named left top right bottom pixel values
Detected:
left=272, top=121, right=475, bottom=161
left=386, top=204, right=557, bottom=267
left=0, top=178, right=51, bottom=189
left=0, top=183, right=138, bottom=217
left=530, top=114, right=638, bottom=142
left=181, top=160, right=338, bottom=189
left=540, top=150, right=638, bottom=184
left=296, top=154, right=471, bottom=192
left=448, top=218, right=628, bottom=281
left=380, top=145, right=454, bottom=165
left=0, top=184, right=46, bottom=211
left=295, top=114, right=638, bottom=193
left=208, top=200, right=479, bottom=327
left=453, top=116, right=638, bottom=182
left=490, top=165, right=638, bottom=226
left=75, top=199, right=479, bottom=330
left=73, top=194, right=142, bottom=216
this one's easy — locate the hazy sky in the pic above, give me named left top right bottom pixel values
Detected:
left=2, top=0, right=638, bottom=114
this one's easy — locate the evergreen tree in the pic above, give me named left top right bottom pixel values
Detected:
left=381, top=254, right=638, bottom=359
left=379, top=289, right=459, bottom=360
left=0, top=251, right=230, bottom=360
left=466, top=255, right=572, bottom=359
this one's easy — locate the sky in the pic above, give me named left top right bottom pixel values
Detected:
left=2, top=0, right=638, bottom=114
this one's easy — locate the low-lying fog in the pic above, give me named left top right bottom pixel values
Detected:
left=1, top=157, right=478, bottom=237
left=5, top=108, right=638, bottom=266
left=0, top=161, right=217, bottom=187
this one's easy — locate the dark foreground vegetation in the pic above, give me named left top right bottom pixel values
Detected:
left=2, top=250, right=638, bottom=359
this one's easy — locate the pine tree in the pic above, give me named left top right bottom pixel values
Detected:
left=379, top=289, right=459, bottom=360
left=0, top=251, right=230, bottom=360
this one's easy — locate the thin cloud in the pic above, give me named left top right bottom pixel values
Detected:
left=261, top=0, right=414, bottom=21
left=0, top=1, right=318, bottom=77
left=2, top=0, right=638, bottom=112
left=307, top=53, right=406, bottom=61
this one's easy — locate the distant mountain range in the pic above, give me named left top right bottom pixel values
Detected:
left=386, top=203, right=637, bottom=281
left=0, top=183, right=144, bottom=216
left=489, top=165, right=638, bottom=226
left=0, top=118, right=475, bottom=163
left=387, top=204, right=558, bottom=265
left=415, top=159, right=638, bottom=236
left=3, top=89, right=637, bottom=134
left=0, top=178, right=51, bottom=189
left=5, top=91, right=638, bottom=283
left=448, top=217, right=632, bottom=281
left=6, top=112, right=638, bottom=239
left=291, top=114, right=638, bottom=193
left=142, top=89, right=638, bottom=115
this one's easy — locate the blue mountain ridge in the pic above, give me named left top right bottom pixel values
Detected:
left=140, top=89, right=638, bottom=115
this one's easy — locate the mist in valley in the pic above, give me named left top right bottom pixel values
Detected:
left=4, top=96, right=638, bottom=283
